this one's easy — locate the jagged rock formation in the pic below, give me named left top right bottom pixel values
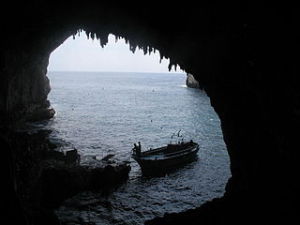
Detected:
left=1, top=3, right=300, bottom=225
left=2, top=129, right=130, bottom=224
left=39, top=161, right=131, bottom=209
left=186, top=73, right=200, bottom=88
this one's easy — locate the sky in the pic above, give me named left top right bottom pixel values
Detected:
left=48, top=33, right=184, bottom=73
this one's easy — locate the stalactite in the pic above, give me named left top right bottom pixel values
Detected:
left=91, top=32, right=95, bottom=40
left=99, top=34, right=108, bottom=47
left=143, top=46, right=147, bottom=55
left=174, top=64, right=177, bottom=71
left=168, top=63, right=172, bottom=71
left=159, top=52, right=164, bottom=63
left=129, top=44, right=137, bottom=54
left=70, top=29, right=181, bottom=71
left=115, top=35, right=119, bottom=43
left=85, top=30, right=90, bottom=39
left=95, top=32, right=100, bottom=40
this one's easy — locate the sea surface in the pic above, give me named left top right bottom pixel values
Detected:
left=45, top=71, right=231, bottom=225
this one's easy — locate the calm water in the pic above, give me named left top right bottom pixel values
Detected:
left=46, top=71, right=230, bottom=225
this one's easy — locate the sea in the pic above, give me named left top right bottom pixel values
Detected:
left=44, top=71, right=231, bottom=225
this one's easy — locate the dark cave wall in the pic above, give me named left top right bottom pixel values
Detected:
left=0, top=27, right=75, bottom=124
left=4, top=50, right=50, bottom=120
left=1, top=3, right=300, bottom=225
left=0, top=40, right=51, bottom=124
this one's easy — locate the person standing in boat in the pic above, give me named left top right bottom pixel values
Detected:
left=133, top=143, right=137, bottom=151
left=132, top=143, right=137, bottom=153
left=133, top=142, right=141, bottom=156
left=137, top=142, right=142, bottom=156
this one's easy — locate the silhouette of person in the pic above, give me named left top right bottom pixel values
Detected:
left=133, top=143, right=137, bottom=152
left=137, top=142, right=141, bottom=156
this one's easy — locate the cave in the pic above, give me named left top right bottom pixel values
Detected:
left=2, top=3, right=299, bottom=225
left=45, top=32, right=230, bottom=224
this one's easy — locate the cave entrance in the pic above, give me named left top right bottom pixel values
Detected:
left=46, top=31, right=231, bottom=225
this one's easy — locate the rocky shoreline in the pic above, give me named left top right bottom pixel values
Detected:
left=4, top=128, right=130, bottom=225
left=39, top=157, right=131, bottom=209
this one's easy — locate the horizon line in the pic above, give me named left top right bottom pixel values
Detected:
left=47, top=70, right=186, bottom=74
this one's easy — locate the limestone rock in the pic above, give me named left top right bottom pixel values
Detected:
left=186, top=74, right=200, bottom=89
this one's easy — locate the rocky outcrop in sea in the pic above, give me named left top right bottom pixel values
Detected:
left=186, top=74, right=200, bottom=89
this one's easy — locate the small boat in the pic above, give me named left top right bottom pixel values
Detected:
left=132, top=140, right=199, bottom=175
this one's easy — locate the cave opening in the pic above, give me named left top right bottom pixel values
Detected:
left=42, top=31, right=231, bottom=224
left=2, top=5, right=299, bottom=225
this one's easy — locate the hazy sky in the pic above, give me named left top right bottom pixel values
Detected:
left=48, top=33, right=184, bottom=73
